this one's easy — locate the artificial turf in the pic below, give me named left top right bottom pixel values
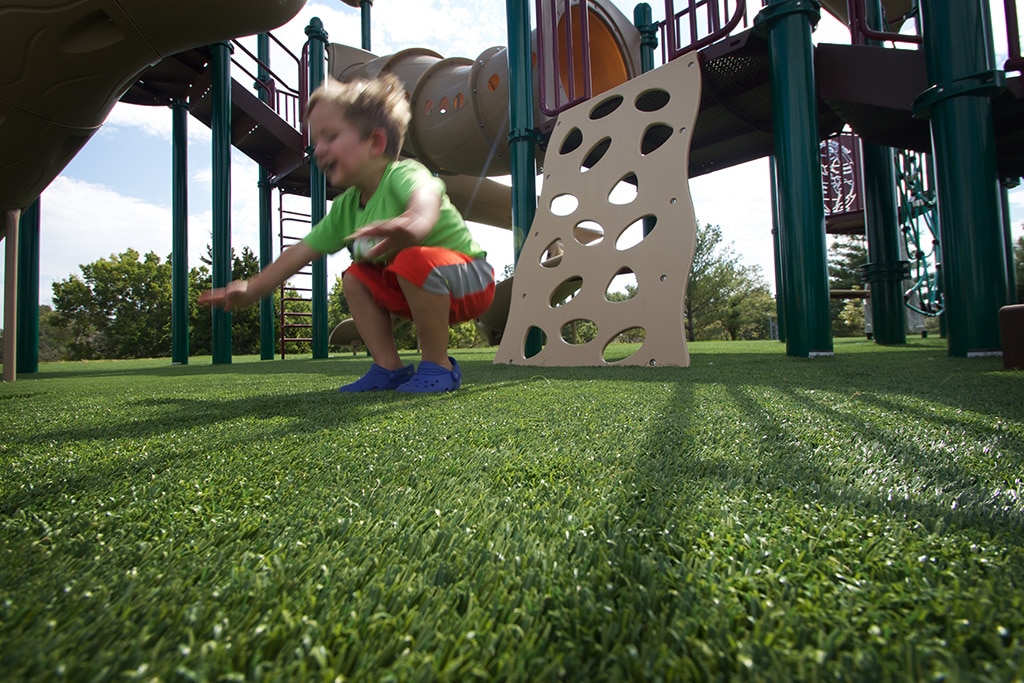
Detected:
left=1, top=338, right=1022, bottom=681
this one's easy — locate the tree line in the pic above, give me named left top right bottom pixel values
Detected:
left=10, top=222, right=1017, bottom=362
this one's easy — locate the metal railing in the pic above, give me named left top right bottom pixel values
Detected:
left=664, top=0, right=749, bottom=61
left=535, top=0, right=594, bottom=116
left=229, top=32, right=304, bottom=130
left=1005, top=0, right=1023, bottom=72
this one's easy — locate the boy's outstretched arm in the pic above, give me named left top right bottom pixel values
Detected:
left=350, top=187, right=441, bottom=262
left=199, top=241, right=321, bottom=311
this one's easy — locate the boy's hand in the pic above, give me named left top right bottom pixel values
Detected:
left=199, top=280, right=253, bottom=312
left=347, top=188, right=440, bottom=262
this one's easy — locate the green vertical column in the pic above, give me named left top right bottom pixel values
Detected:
left=505, top=0, right=541, bottom=357
left=859, top=0, right=906, bottom=345
left=756, top=0, right=832, bottom=357
left=634, top=3, right=658, bottom=238
left=257, top=34, right=275, bottom=360
left=16, top=199, right=40, bottom=374
left=1001, top=180, right=1018, bottom=303
left=307, top=18, right=329, bottom=359
left=769, top=156, right=786, bottom=342
left=913, top=0, right=1007, bottom=356
left=171, top=100, right=190, bottom=365
left=634, top=3, right=657, bottom=74
left=360, top=1, right=372, bottom=51
left=211, top=42, right=233, bottom=364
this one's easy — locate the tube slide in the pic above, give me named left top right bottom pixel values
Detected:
left=0, top=0, right=306, bottom=214
left=326, top=0, right=641, bottom=178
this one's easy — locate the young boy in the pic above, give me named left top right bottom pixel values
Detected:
left=200, top=74, right=495, bottom=393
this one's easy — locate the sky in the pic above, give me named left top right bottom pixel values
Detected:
left=3, top=0, right=1022, bottom=319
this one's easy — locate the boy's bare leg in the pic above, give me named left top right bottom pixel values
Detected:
left=398, top=276, right=453, bottom=370
left=342, top=271, right=404, bottom=370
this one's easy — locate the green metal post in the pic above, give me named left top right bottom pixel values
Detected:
left=859, top=0, right=907, bottom=345
left=257, top=34, right=275, bottom=360
left=211, top=42, right=233, bottom=364
left=913, top=0, right=1008, bottom=356
left=1001, top=179, right=1018, bottom=303
left=171, top=100, right=190, bottom=365
left=506, top=0, right=541, bottom=357
left=635, top=3, right=658, bottom=238
left=769, top=155, right=786, bottom=342
left=634, top=3, right=657, bottom=74
left=16, top=199, right=39, bottom=374
left=360, top=1, right=372, bottom=51
left=307, top=18, right=329, bottom=359
left=756, top=0, right=832, bottom=357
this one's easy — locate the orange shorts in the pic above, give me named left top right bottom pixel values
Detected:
left=345, top=246, right=495, bottom=324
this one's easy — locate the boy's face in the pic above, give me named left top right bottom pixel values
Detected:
left=308, top=104, right=376, bottom=189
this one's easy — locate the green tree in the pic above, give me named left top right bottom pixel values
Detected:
left=685, top=222, right=775, bottom=341
left=51, top=249, right=172, bottom=359
left=828, top=235, right=868, bottom=337
left=192, top=245, right=267, bottom=355
left=38, top=305, right=74, bottom=361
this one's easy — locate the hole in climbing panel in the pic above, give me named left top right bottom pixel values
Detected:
left=559, top=127, right=584, bottom=155
left=550, top=277, right=583, bottom=308
left=524, top=326, right=546, bottom=359
left=608, top=173, right=638, bottom=205
left=589, top=94, right=623, bottom=120
left=424, top=99, right=434, bottom=115
left=560, top=319, right=596, bottom=345
left=603, top=329, right=646, bottom=363
left=640, top=124, right=673, bottom=156
left=615, top=215, right=656, bottom=251
left=635, top=88, right=671, bottom=112
left=487, top=74, right=501, bottom=92
left=453, top=93, right=465, bottom=111
left=550, top=193, right=579, bottom=216
left=573, top=220, right=604, bottom=246
left=540, top=239, right=564, bottom=266
left=438, top=97, right=449, bottom=114
left=580, top=137, right=611, bottom=173
left=606, top=267, right=638, bottom=301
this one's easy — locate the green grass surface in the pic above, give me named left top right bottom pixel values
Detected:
left=2, top=338, right=1023, bottom=681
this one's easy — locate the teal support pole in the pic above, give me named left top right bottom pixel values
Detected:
left=211, top=42, right=233, bottom=364
left=634, top=3, right=658, bottom=238
left=914, top=0, right=1008, bottom=356
left=768, top=155, right=786, bottom=342
left=360, top=1, right=372, bottom=51
left=171, top=100, right=190, bottom=365
left=756, top=0, right=832, bottom=357
left=257, top=34, right=276, bottom=360
left=506, top=0, right=541, bottom=357
left=307, top=18, right=329, bottom=359
left=634, top=3, right=657, bottom=74
left=1001, top=179, right=1018, bottom=303
left=859, top=0, right=906, bottom=345
left=16, top=199, right=40, bottom=374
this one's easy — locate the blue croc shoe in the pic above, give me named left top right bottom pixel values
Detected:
left=338, top=363, right=415, bottom=392
left=396, top=357, right=461, bottom=393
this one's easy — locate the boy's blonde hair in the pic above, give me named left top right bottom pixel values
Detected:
left=305, top=73, right=411, bottom=160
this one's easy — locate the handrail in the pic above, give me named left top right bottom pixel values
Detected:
left=1005, top=0, right=1023, bottom=72
left=230, top=32, right=303, bottom=130
left=664, top=0, right=748, bottom=61
left=535, top=0, right=593, bottom=116
left=846, top=0, right=921, bottom=46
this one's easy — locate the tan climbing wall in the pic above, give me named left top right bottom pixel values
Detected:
left=496, top=55, right=701, bottom=367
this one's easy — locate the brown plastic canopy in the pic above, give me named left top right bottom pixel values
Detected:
left=0, top=0, right=305, bottom=214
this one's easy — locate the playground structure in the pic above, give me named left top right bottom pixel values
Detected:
left=2, top=0, right=1023, bottom=379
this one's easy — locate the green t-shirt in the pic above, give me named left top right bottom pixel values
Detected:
left=302, top=159, right=485, bottom=262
